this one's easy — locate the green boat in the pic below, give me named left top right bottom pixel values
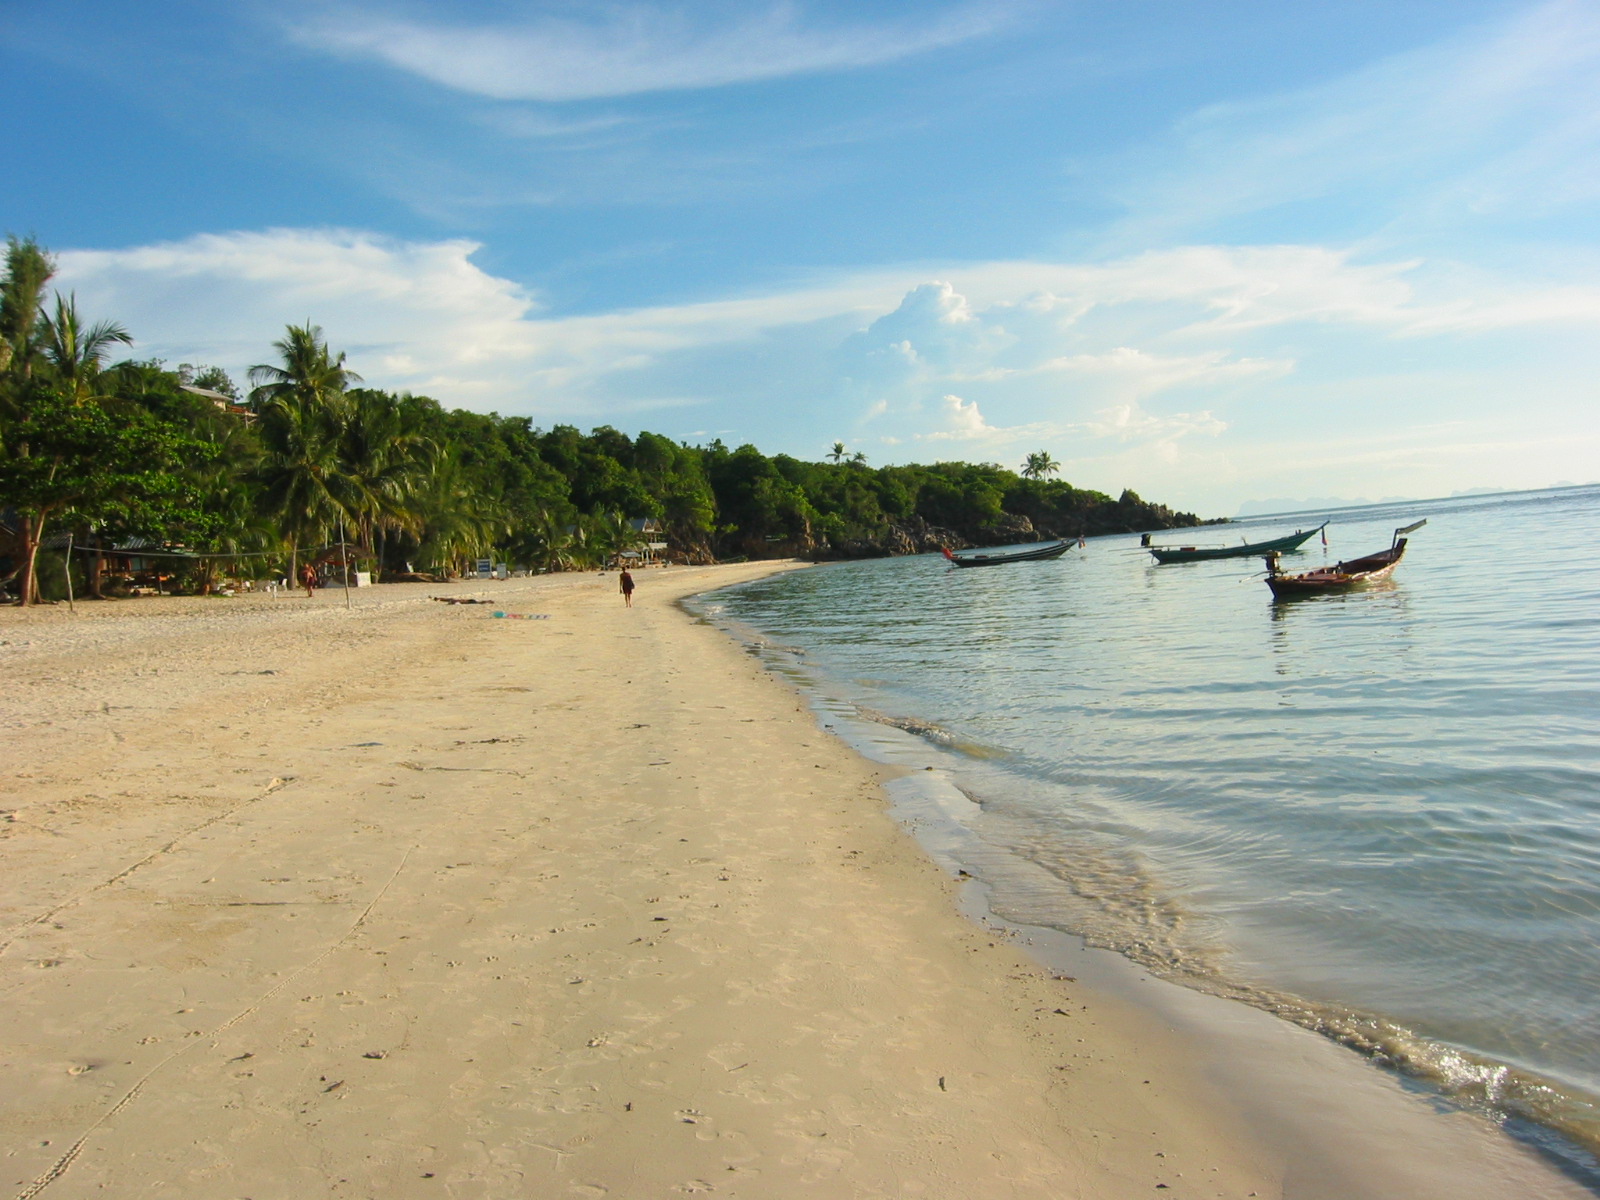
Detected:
left=1148, top=522, right=1326, bottom=564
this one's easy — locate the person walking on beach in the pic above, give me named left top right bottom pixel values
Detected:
left=619, top=568, right=635, bottom=607
left=300, top=562, right=317, bottom=598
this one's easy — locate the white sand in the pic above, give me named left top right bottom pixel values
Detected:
left=0, top=567, right=1588, bottom=1199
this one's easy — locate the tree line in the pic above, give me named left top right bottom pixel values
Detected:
left=0, top=236, right=1201, bottom=604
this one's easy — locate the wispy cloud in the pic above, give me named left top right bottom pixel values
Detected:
left=1098, top=1, right=1600, bottom=245
left=475, top=109, right=634, bottom=141
left=288, top=2, right=1014, bottom=101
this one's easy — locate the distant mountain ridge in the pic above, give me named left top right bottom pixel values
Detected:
left=1235, top=483, right=1598, bottom=520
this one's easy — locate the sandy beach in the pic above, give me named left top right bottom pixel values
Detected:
left=1, top=565, right=1589, bottom=1199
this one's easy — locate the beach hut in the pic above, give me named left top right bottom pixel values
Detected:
left=181, top=385, right=257, bottom=424
left=627, top=518, right=669, bottom=565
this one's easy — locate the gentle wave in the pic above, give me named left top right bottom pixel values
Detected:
left=697, top=485, right=1600, bottom=1178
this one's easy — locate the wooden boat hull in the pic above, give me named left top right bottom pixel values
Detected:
left=1150, top=523, right=1326, bottom=564
left=942, top=540, right=1075, bottom=567
left=1266, top=539, right=1407, bottom=596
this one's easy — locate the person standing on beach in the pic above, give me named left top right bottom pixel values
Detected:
left=619, top=568, right=635, bottom=607
left=300, top=562, right=317, bottom=598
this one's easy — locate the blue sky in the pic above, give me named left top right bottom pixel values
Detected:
left=5, top=0, right=1598, bottom=515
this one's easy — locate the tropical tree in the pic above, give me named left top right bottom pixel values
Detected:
left=827, top=440, right=846, bottom=464
left=339, top=389, right=432, bottom=578
left=520, top=506, right=578, bottom=572
left=580, top=508, right=636, bottom=567
left=180, top=471, right=280, bottom=595
left=39, top=294, right=132, bottom=405
left=0, top=236, right=53, bottom=381
left=253, top=391, right=349, bottom=580
left=248, top=324, right=364, bottom=579
left=413, top=450, right=506, bottom=576
left=1021, top=450, right=1060, bottom=480
left=0, top=247, right=175, bottom=603
left=247, top=323, right=360, bottom=412
left=0, top=389, right=208, bottom=604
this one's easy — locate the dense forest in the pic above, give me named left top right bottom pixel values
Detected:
left=0, top=236, right=1200, bottom=604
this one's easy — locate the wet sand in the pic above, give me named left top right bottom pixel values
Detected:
left=0, top=566, right=1588, bottom=1198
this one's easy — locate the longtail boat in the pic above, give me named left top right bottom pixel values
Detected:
left=1264, top=520, right=1425, bottom=597
left=1149, top=522, right=1327, bottom=564
left=940, top=539, right=1077, bottom=568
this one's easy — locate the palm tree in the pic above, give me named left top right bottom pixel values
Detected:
left=414, top=451, right=506, bottom=576
left=524, top=506, right=578, bottom=573
left=247, top=323, right=361, bottom=413
left=827, top=441, right=847, bottom=464
left=1, top=272, right=132, bottom=605
left=340, top=390, right=432, bottom=578
left=188, top=474, right=282, bottom=596
left=582, top=509, right=637, bottom=567
left=39, top=294, right=132, bottom=404
left=0, top=236, right=53, bottom=381
left=254, top=391, right=348, bottom=581
left=1021, top=450, right=1060, bottom=480
left=248, top=324, right=363, bottom=580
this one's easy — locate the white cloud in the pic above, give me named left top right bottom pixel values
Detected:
left=289, top=3, right=1012, bottom=101
left=917, top=393, right=1001, bottom=441
left=1084, top=403, right=1227, bottom=442
left=58, top=229, right=544, bottom=404
left=1029, top=346, right=1290, bottom=392
left=52, top=227, right=1600, bottom=512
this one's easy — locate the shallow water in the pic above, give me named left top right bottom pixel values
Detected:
left=695, top=485, right=1600, bottom=1176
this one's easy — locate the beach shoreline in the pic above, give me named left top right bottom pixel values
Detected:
left=0, top=565, right=1588, bottom=1198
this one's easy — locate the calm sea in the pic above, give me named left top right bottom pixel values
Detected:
left=694, top=485, right=1600, bottom=1176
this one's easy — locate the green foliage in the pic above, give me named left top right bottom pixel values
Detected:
left=0, top=387, right=203, bottom=522
left=40, top=294, right=132, bottom=403
left=0, top=236, right=54, bottom=380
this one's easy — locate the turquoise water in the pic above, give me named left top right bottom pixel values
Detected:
left=697, top=485, right=1600, bottom=1173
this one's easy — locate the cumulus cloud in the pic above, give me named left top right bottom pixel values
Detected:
left=840, top=281, right=1016, bottom=388
left=916, top=393, right=1003, bottom=441
left=289, top=3, right=1012, bottom=101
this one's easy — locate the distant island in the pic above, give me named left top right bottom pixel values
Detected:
left=1235, top=482, right=1597, bottom=520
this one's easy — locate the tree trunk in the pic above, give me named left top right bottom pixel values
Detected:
left=87, top=539, right=107, bottom=599
left=17, top=511, right=46, bottom=606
